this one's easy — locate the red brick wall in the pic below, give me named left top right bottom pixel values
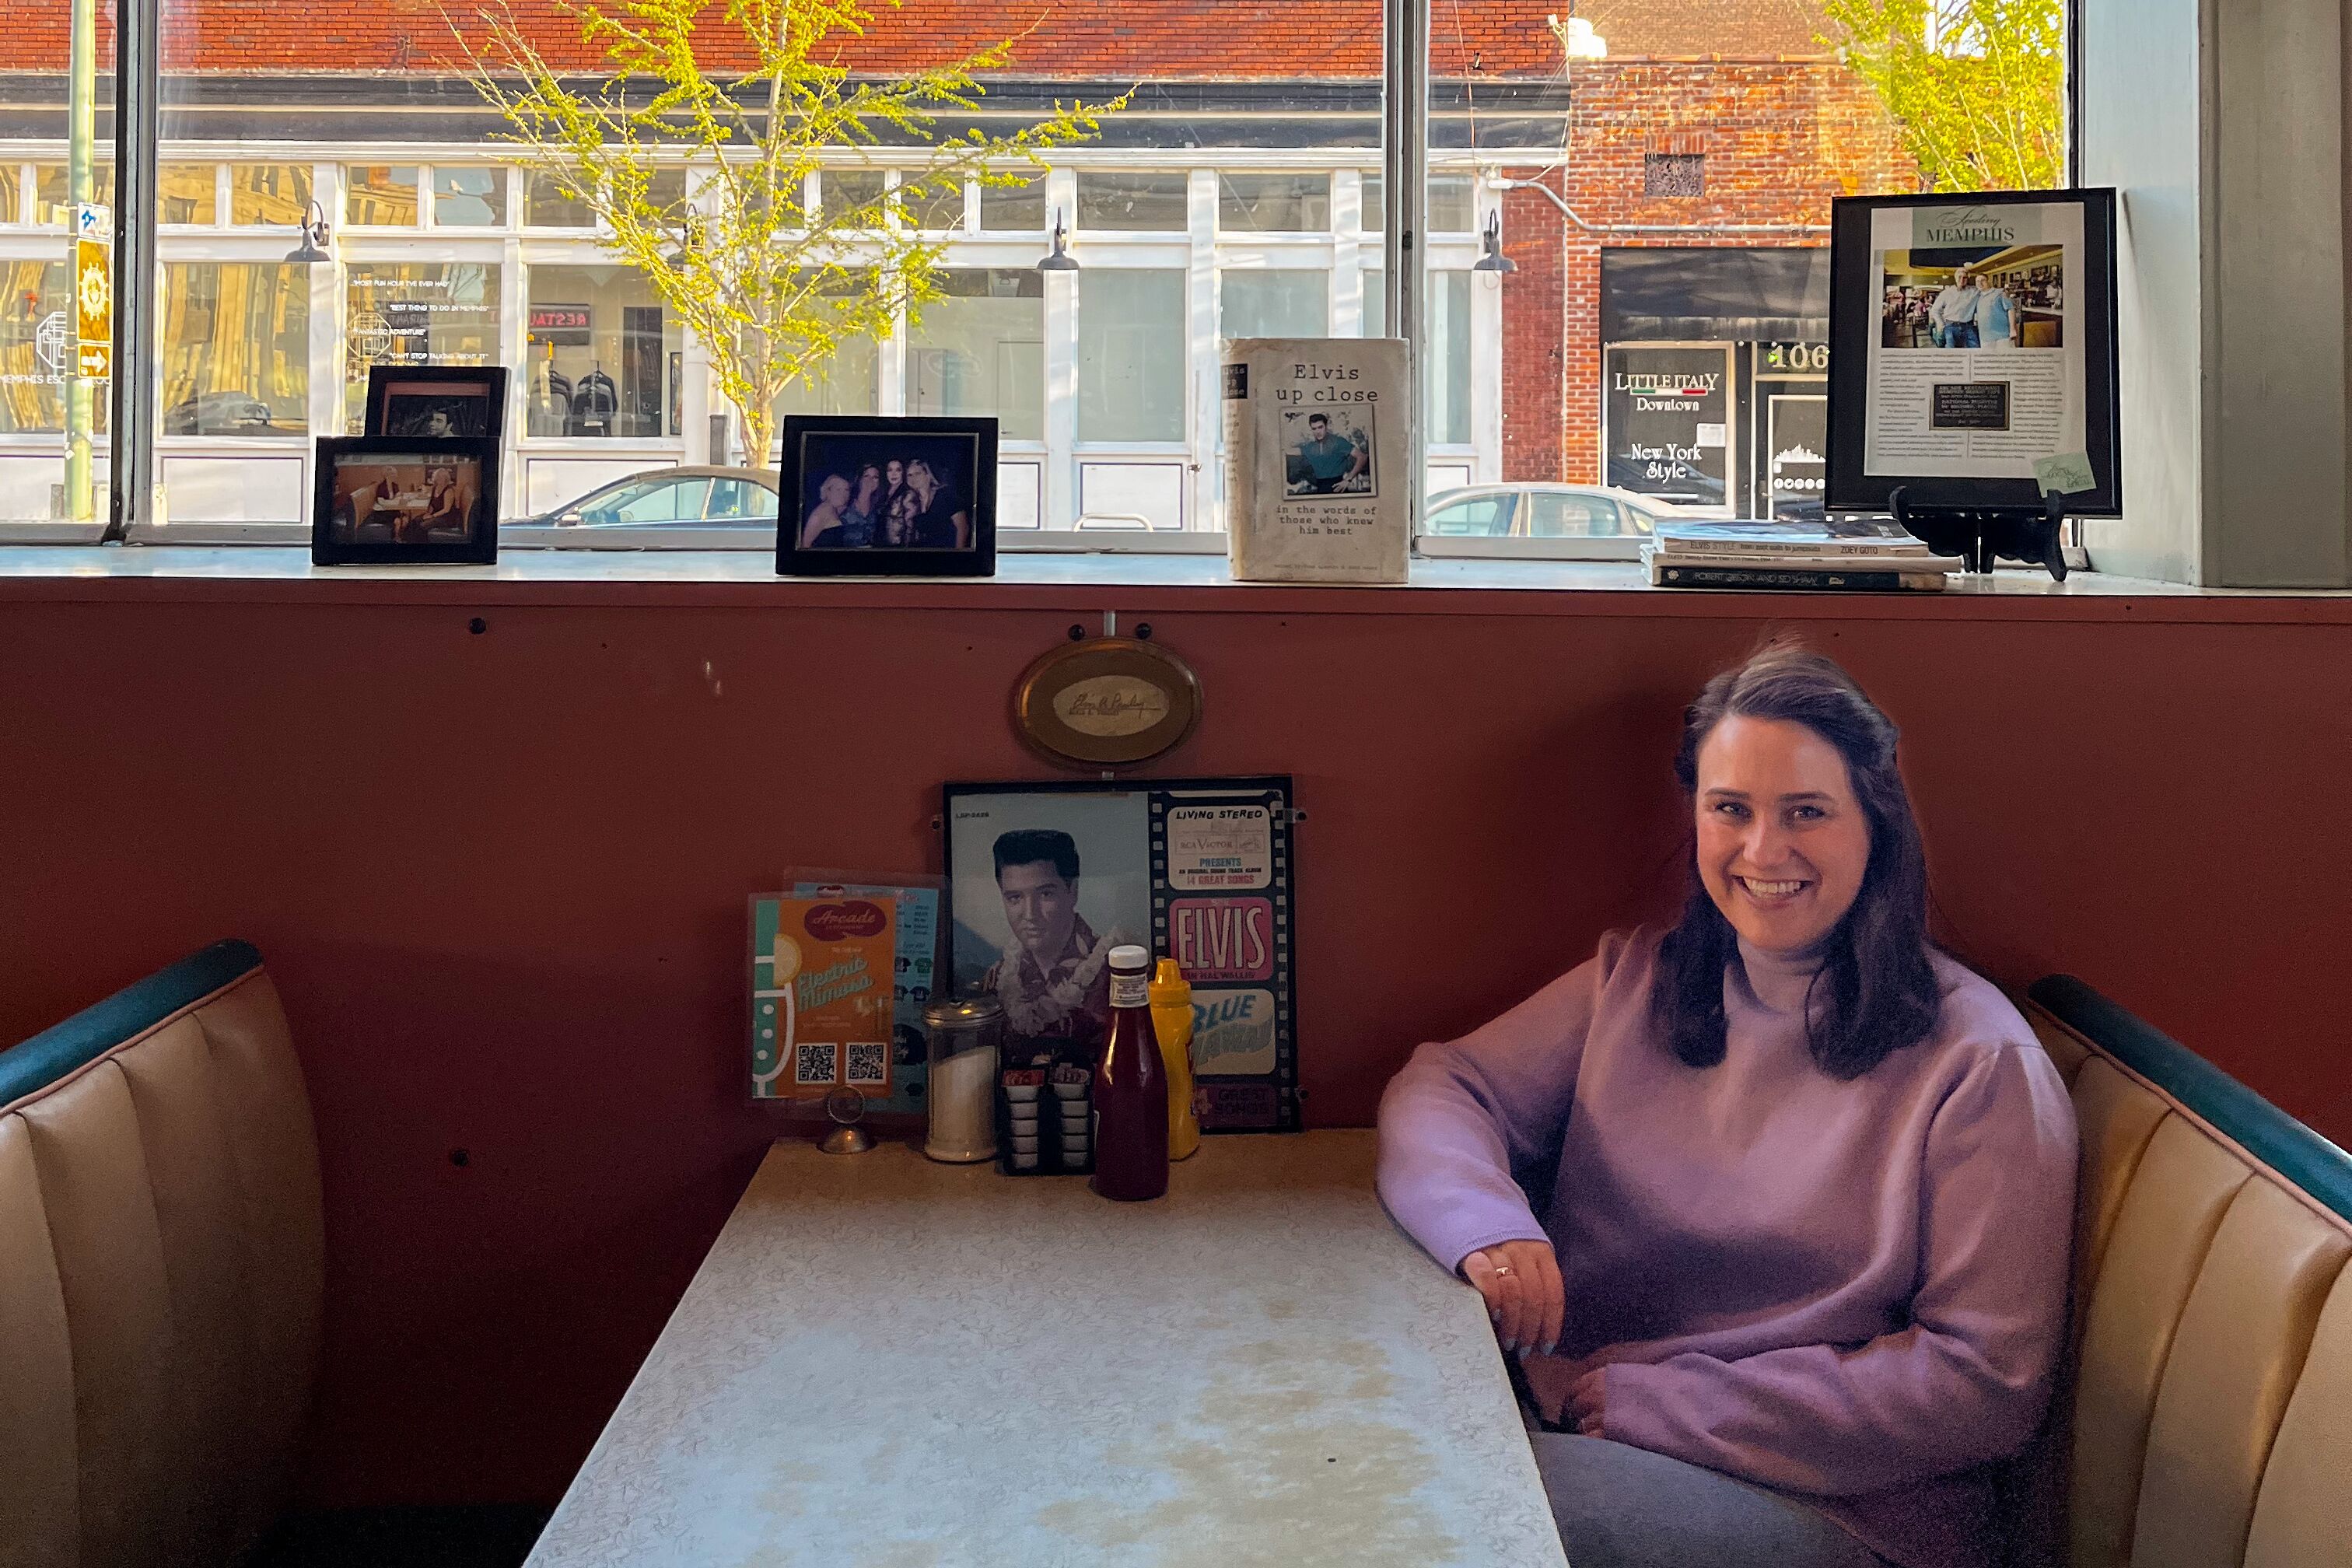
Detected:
left=1519, top=59, right=1915, bottom=484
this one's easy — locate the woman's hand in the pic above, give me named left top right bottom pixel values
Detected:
left=1460, top=1239, right=1563, bottom=1357
left=1563, top=1366, right=1607, bottom=1437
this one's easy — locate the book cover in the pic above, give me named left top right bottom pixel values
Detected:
left=1650, top=558, right=1948, bottom=592
left=1223, top=338, right=1409, bottom=584
left=1651, top=518, right=1934, bottom=558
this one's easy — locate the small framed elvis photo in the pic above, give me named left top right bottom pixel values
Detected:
left=775, top=415, right=997, bottom=577
left=363, top=364, right=509, bottom=445
left=312, top=436, right=500, bottom=565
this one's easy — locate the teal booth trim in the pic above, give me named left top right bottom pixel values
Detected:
left=2029, top=973, right=2352, bottom=1226
left=0, top=939, right=264, bottom=1107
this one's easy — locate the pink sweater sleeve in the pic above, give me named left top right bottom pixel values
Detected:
left=1598, top=1041, right=2079, bottom=1495
left=1374, top=942, right=1612, bottom=1275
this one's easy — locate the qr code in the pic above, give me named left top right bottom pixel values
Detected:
left=794, top=1041, right=839, bottom=1086
left=845, top=1041, right=889, bottom=1087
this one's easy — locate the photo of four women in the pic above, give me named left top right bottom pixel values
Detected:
left=799, top=453, right=972, bottom=551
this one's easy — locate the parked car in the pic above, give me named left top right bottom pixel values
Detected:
left=163, top=391, right=291, bottom=435
left=520, top=465, right=782, bottom=527
left=1422, top=483, right=1704, bottom=539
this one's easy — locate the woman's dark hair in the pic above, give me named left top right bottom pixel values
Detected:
left=1650, top=641, right=1941, bottom=1080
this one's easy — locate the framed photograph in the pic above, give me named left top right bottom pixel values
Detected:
left=943, top=776, right=1298, bottom=1133
left=1826, top=188, right=2120, bottom=516
left=313, top=436, right=499, bottom=565
left=777, top=415, right=998, bottom=578
left=364, top=364, right=509, bottom=445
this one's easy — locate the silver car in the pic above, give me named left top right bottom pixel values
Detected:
left=521, top=465, right=781, bottom=527
left=1423, top=483, right=1694, bottom=539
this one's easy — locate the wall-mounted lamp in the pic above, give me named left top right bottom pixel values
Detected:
left=1472, top=212, right=1516, bottom=273
left=282, top=201, right=332, bottom=265
left=1037, top=208, right=1080, bottom=272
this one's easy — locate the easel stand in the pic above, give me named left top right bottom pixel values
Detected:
left=1889, top=486, right=2069, bottom=581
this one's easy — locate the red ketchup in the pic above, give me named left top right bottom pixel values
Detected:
left=1091, top=944, right=1169, bottom=1201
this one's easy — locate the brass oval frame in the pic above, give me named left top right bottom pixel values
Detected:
left=1012, top=636, right=1203, bottom=769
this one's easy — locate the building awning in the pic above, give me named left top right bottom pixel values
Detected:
left=1601, top=247, right=1831, bottom=344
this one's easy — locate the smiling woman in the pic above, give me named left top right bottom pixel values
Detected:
left=1377, top=639, right=2078, bottom=1568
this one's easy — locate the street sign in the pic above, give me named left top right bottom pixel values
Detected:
left=74, top=232, right=111, bottom=383
left=74, top=202, right=110, bottom=240
left=76, top=341, right=110, bottom=380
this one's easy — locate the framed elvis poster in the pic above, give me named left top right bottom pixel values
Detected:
left=943, top=776, right=1299, bottom=1133
left=1826, top=188, right=2120, bottom=517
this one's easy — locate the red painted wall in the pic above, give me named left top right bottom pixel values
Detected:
left=3, top=584, right=2347, bottom=1505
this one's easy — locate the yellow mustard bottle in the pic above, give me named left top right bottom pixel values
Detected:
left=1150, top=958, right=1202, bottom=1160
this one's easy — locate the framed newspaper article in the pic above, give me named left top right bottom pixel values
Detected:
left=943, top=776, right=1299, bottom=1134
left=1825, top=189, right=2120, bottom=517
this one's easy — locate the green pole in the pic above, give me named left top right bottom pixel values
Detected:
left=64, top=0, right=95, bottom=523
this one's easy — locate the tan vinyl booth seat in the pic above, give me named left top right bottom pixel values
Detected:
left=0, top=940, right=324, bottom=1568
left=2022, top=976, right=2352, bottom=1568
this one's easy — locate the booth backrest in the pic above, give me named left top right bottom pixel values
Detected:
left=2025, top=976, right=2352, bottom=1568
left=0, top=940, right=324, bottom=1568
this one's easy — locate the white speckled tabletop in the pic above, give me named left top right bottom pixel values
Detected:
left=525, top=1131, right=1567, bottom=1567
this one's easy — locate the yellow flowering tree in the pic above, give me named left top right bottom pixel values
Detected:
left=464, top=0, right=1124, bottom=464
left=1822, top=0, right=2067, bottom=191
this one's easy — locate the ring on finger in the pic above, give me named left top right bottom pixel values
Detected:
left=1491, top=1264, right=1514, bottom=1276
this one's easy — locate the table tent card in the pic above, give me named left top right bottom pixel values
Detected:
left=751, top=879, right=942, bottom=1115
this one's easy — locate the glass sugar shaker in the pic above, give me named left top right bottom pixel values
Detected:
left=921, top=996, right=1004, bottom=1164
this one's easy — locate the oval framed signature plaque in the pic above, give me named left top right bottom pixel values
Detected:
left=1013, top=636, right=1203, bottom=768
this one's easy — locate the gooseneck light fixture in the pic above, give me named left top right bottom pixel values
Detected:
left=1472, top=212, right=1516, bottom=274
left=1036, top=207, right=1080, bottom=272
left=282, top=200, right=332, bottom=265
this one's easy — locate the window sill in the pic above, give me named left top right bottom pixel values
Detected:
left=1, top=544, right=2345, bottom=624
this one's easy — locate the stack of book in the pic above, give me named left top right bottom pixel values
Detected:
left=1643, top=520, right=1964, bottom=592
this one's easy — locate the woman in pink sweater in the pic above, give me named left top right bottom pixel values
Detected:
left=1377, top=644, right=2076, bottom=1568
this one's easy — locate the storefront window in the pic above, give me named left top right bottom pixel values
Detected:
left=1218, top=173, right=1328, bottom=233
left=1076, top=172, right=1189, bottom=232
left=1077, top=268, right=1185, bottom=442
left=231, top=165, right=312, bottom=228
left=908, top=269, right=1044, bottom=439
left=525, top=264, right=681, bottom=439
left=978, top=175, right=1045, bottom=232
left=160, top=263, right=308, bottom=435
left=824, top=170, right=887, bottom=222
left=771, top=273, right=882, bottom=428
left=342, top=264, right=502, bottom=432
left=34, top=164, right=115, bottom=225
left=346, top=166, right=420, bottom=227
left=432, top=166, right=506, bottom=227
left=1221, top=269, right=1327, bottom=338
left=0, top=261, right=73, bottom=433
left=524, top=170, right=595, bottom=228
left=1360, top=173, right=1475, bottom=233
left=1428, top=269, right=1471, bottom=446
left=0, top=167, right=16, bottom=224
left=159, top=165, right=216, bottom=225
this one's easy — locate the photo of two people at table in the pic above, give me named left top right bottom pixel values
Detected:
left=326, top=457, right=483, bottom=544
left=1880, top=243, right=2063, bottom=352
left=950, top=793, right=1150, bottom=1060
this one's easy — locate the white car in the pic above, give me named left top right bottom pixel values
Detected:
left=1423, top=483, right=1704, bottom=539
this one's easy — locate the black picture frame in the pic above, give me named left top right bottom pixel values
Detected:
left=312, top=435, right=501, bottom=565
left=942, top=775, right=1300, bottom=1135
left=1825, top=188, right=2120, bottom=518
left=363, top=363, right=510, bottom=447
left=776, top=415, right=997, bottom=578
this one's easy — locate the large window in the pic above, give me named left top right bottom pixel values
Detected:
left=1219, top=173, right=1328, bottom=233
left=0, top=261, right=72, bottom=435
left=160, top=264, right=308, bottom=435
left=343, top=264, right=502, bottom=432
left=1076, top=173, right=1190, bottom=233
left=908, top=269, right=1045, bottom=440
left=1077, top=268, right=1186, bottom=443
left=526, top=265, right=681, bottom=439
left=1222, top=269, right=1328, bottom=340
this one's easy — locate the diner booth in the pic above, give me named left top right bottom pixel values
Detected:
left=5, top=0, right=2352, bottom=1565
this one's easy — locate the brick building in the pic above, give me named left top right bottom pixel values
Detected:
left=0, top=0, right=1912, bottom=526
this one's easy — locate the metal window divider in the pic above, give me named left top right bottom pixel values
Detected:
left=100, top=0, right=159, bottom=541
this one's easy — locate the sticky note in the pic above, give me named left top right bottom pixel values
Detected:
left=2034, top=451, right=2098, bottom=495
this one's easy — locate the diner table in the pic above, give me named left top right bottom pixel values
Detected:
left=524, top=1129, right=1567, bottom=1566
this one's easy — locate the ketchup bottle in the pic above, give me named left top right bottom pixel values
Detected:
left=1092, top=944, right=1169, bottom=1201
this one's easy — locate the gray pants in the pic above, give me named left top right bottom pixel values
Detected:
left=1531, top=1433, right=1889, bottom=1568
